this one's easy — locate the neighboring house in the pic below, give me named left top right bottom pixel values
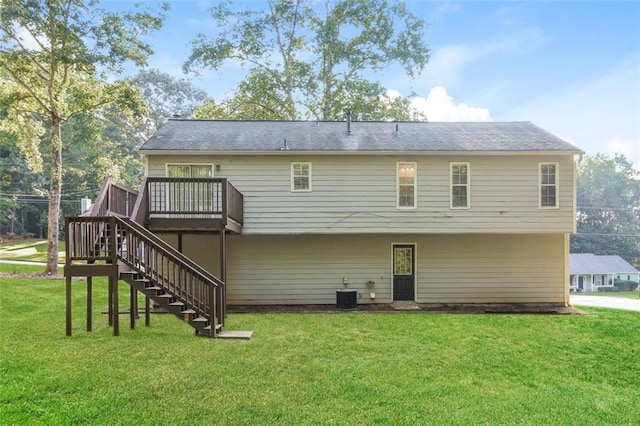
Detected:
left=64, top=119, right=583, bottom=337
left=570, top=253, right=640, bottom=292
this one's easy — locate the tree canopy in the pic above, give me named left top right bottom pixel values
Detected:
left=185, top=0, right=429, bottom=121
left=0, top=0, right=167, bottom=273
left=572, top=154, right=640, bottom=267
left=130, top=69, right=208, bottom=137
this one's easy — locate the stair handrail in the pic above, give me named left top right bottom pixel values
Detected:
left=117, top=217, right=223, bottom=288
left=116, top=216, right=221, bottom=329
left=89, top=177, right=113, bottom=216
left=130, top=176, right=149, bottom=226
left=65, top=214, right=223, bottom=334
left=90, top=177, right=139, bottom=217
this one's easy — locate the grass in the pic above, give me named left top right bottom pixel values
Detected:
left=0, top=239, right=65, bottom=264
left=0, top=263, right=57, bottom=274
left=575, top=291, right=639, bottom=299
left=1, top=276, right=639, bottom=425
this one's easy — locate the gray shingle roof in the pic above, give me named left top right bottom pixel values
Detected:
left=570, top=253, right=640, bottom=275
left=139, top=119, right=583, bottom=153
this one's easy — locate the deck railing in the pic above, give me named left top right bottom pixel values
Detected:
left=143, top=177, right=243, bottom=225
left=225, top=180, right=244, bottom=226
left=130, top=177, right=149, bottom=225
left=65, top=216, right=222, bottom=326
left=90, top=178, right=139, bottom=218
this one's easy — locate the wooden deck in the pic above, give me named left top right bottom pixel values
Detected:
left=133, top=177, right=243, bottom=234
left=64, top=177, right=246, bottom=338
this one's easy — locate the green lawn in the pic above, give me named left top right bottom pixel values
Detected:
left=0, top=239, right=65, bottom=264
left=1, top=275, right=639, bottom=425
left=0, top=263, right=51, bottom=274
left=575, top=291, right=639, bottom=299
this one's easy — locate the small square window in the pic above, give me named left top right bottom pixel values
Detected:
left=291, top=162, right=312, bottom=192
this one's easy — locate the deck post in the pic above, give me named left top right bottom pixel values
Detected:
left=221, top=179, right=228, bottom=227
left=87, top=277, right=92, bottom=332
left=219, top=229, right=226, bottom=325
left=65, top=218, right=72, bottom=337
left=108, top=278, right=113, bottom=326
left=111, top=276, right=119, bottom=336
left=66, top=276, right=72, bottom=336
left=145, top=296, right=150, bottom=327
left=130, top=286, right=136, bottom=330
left=109, top=216, right=119, bottom=336
left=209, top=281, right=216, bottom=337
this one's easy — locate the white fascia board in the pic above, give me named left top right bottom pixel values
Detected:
left=139, top=149, right=584, bottom=157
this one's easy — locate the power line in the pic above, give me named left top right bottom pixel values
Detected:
left=577, top=206, right=639, bottom=211
left=573, top=233, right=640, bottom=238
left=0, top=188, right=101, bottom=197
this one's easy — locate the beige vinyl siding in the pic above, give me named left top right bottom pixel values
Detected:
left=416, top=233, right=566, bottom=304
left=146, top=154, right=576, bottom=235
left=156, top=233, right=223, bottom=277
left=226, top=234, right=391, bottom=305
left=154, top=232, right=566, bottom=306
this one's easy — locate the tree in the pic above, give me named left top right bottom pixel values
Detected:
left=0, top=129, right=47, bottom=237
left=0, top=0, right=167, bottom=273
left=572, top=154, right=640, bottom=267
left=130, top=69, right=208, bottom=138
left=195, top=72, right=426, bottom=121
left=185, top=0, right=428, bottom=121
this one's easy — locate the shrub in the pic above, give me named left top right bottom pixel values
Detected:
left=613, top=279, right=638, bottom=292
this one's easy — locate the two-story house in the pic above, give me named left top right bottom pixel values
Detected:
left=64, top=119, right=583, bottom=337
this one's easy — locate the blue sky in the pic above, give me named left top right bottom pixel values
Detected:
left=110, top=0, right=640, bottom=167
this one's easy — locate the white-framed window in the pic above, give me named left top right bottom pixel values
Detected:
left=394, top=247, right=413, bottom=275
left=291, top=162, right=312, bottom=192
left=167, top=164, right=213, bottom=178
left=450, top=162, right=470, bottom=209
left=164, top=164, right=215, bottom=215
left=397, top=162, right=417, bottom=209
left=539, top=162, right=559, bottom=208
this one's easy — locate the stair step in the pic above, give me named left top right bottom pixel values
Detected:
left=157, top=294, right=174, bottom=299
left=134, top=278, right=150, bottom=283
left=144, top=286, right=162, bottom=291
left=181, top=309, right=196, bottom=315
left=169, top=301, right=184, bottom=307
left=204, top=323, right=223, bottom=331
left=192, top=317, right=208, bottom=323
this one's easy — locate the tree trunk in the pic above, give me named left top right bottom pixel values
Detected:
left=8, top=206, right=15, bottom=235
left=46, top=117, right=63, bottom=274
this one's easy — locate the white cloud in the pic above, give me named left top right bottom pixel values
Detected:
left=605, top=136, right=640, bottom=167
left=424, top=45, right=474, bottom=85
left=431, top=1, right=462, bottom=21
left=384, top=89, right=402, bottom=100
left=409, top=86, right=492, bottom=122
left=506, top=55, right=640, bottom=169
left=418, top=3, right=548, bottom=90
left=13, top=24, right=47, bottom=50
left=424, top=26, right=546, bottom=88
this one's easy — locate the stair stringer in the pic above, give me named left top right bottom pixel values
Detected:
left=119, top=268, right=222, bottom=337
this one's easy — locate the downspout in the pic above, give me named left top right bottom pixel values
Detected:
left=564, top=233, right=570, bottom=307
left=566, top=155, right=580, bottom=306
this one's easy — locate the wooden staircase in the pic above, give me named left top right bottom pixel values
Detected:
left=65, top=178, right=229, bottom=338
left=120, top=269, right=222, bottom=336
